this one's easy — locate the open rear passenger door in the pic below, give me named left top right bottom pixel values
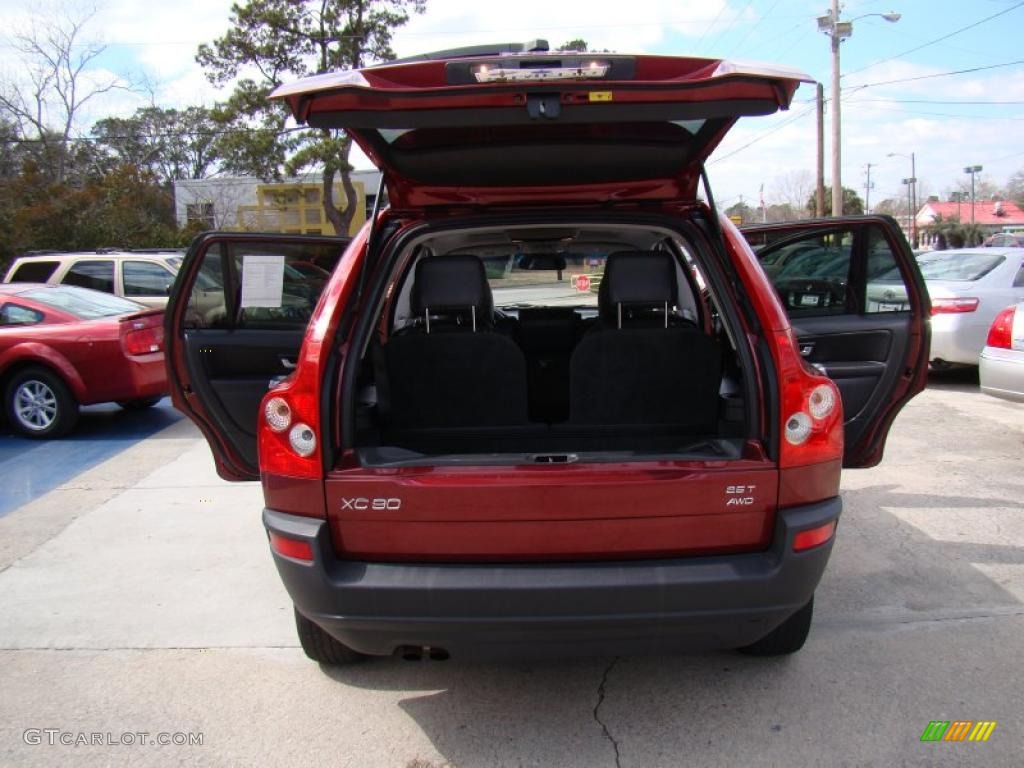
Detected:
left=741, top=216, right=930, bottom=468
left=165, top=233, right=349, bottom=480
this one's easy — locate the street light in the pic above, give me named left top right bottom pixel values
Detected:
left=964, top=164, right=983, bottom=226
left=888, top=151, right=916, bottom=245
left=818, top=5, right=901, bottom=217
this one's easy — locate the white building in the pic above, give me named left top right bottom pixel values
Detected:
left=173, top=169, right=383, bottom=237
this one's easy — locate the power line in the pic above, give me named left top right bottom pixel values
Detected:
left=848, top=59, right=1024, bottom=89
left=850, top=98, right=1024, bottom=105
left=841, top=103, right=1024, bottom=121
left=0, top=126, right=310, bottom=145
left=704, top=0, right=756, bottom=56
left=842, top=2, right=1024, bottom=78
left=693, top=5, right=732, bottom=54
left=709, top=103, right=817, bottom=164
left=726, top=0, right=783, bottom=58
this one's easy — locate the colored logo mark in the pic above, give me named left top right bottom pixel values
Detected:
left=920, top=721, right=997, bottom=743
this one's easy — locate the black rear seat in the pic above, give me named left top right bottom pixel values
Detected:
left=380, top=255, right=529, bottom=429
left=569, top=252, right=721, bottom=429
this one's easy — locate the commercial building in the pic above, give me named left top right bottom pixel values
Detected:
left=173, top=169, right=383, bottom=237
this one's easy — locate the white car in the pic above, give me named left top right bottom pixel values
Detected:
left=980, top=302, right=1024, bottom=401
left=3, top=250, right=184, bottom=309
left=916, top=248, right=1024, bottom=366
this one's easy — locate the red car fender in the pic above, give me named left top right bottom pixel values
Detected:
left=0, top=342, right=88, bottom=401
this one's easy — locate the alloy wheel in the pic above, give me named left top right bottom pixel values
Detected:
left=14, top=379, right=58, bottom=432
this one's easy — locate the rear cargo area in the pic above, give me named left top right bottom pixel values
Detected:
left=328, top=219, right=776, bottom=562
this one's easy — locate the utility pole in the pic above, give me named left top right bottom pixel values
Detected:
left=818, top=7, right=900, bottom=218
left=816, top=83, right=825, bottom=217
left=902, top=177, right=914, bottom=242
left=964, top=164, right=983, bottom=226
left=889, top=151, right=918, bottom=245
left=864, top=162, right=875, bottom=213
left=830, top=0, right=842, bottom=217
left=909, top=152, right=917, bottom=246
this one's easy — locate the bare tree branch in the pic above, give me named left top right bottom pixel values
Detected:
left=0, top=2, right=141, bottom=182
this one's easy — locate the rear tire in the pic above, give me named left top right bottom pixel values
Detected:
left=4, top=367, right=79, bottom=438
left=295, top=608, right=367, bottom=665
left=738, top=596, right=814, bottom=656
left=117, top=397, right=162, bottom=410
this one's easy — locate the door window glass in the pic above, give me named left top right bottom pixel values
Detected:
left=752, top=230, right=854, bottom=316
left=9, top=260, right=59, bottom=282
left=124, top=261, right=175, bottom=297
left=1012, top=263, right=1024, bottom=288
left=0, top=303, right=44, bottom=325
left=185, top=251, right=230, bottom=329
left=184, top=241, right=342, bottom=330
left=61, top=261, right=115, bottom=293
left=864, top=227, right=911, bottom=313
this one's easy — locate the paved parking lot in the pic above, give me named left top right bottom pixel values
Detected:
left=0, top=371, right=1021, bottom=767
left=0, top=398, right=181, bottom=518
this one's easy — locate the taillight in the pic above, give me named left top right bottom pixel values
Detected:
left=257, top=363, right=322, bottom=480
left=930, top=297, right=979, bottom=315
left=268, top=531, right=314, bottom=561
left=775, top=330, right=844, bottom=469
left=986, top=305, right=1016, bottom=349
left=793, top=521, right=837, bottom=552
left=120, top=315, right=164, bottom=356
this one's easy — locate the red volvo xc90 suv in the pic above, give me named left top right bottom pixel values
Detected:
left=165, top=43, right=929, bottom=663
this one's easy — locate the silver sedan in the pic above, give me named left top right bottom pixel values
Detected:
left=918, top=248, right=1024, bottom=366
left=980, top=302, right=1024, bottom=402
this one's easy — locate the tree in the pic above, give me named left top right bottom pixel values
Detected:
left=872, top=197, right=906, bottom=218
left=0, top=161, right=178, bottom=263
left=197, top=0, right=426, bottom=236
left=560, top=39, right=589, bottom=52
left=1007, top=168, right=1024, bottom=209
left=771, top=170, right=813, bottom=216
left=950, top=176, right=1003, bottom=203
left=725, top=200, right=754, bottom=223
left=806, top=186, right=863, bottom=216
left=92, top=106, right=219, bottom=183
left=0, top=5, right=136, bottom=183
left=923, top=213, right=984, bottom=249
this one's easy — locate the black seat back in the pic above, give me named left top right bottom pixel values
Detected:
left=382, top=255, right=528, bottom=429
left=570, top=252, right=721, bottom=428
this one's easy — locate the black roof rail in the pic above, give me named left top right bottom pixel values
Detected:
left=385, top=39, right=549, bottom=66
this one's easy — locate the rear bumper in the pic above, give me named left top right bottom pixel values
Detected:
left=929, top=315, right=986, bottom=365
left=264, top=497, right=842, bottom=659
left=980, top=347, right=1024, bottom=402
left=124, top=353, right=169, bottom=399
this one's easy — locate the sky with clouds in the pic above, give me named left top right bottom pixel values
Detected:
left=2, top=0, right=1022, bottom=211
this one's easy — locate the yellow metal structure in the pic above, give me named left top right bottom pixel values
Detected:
left=236, top=180, right=366, bottom=236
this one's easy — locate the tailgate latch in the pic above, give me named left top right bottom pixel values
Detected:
left=527, top=94, right=561, bottom=119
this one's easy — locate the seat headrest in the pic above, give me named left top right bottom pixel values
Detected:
left=599, top=252, right=678, bottom=320
left=410, top=254, right=493, bottom=323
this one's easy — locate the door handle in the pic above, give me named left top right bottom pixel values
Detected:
left=799, top=343, right=815, bottom=357
left=279, top=356, right=297, bottom=370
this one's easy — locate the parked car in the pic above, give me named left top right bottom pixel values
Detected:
left=979, top=303, right=1024, bottom=401
left=983, top=232, right=1024, bottom=248
left=166, top=46, right=929, bottom=664
left=916, top=248, right=1024, bottom=366
left=3, top=250, right=184, bottom=309
left=0, top=284, right=167, bottom=437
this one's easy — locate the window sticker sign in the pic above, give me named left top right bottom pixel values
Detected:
left=240, top=254, right=285, bottom=308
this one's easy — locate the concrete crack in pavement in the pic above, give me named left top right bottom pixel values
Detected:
left=593, top=656, right=623, bottom=768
